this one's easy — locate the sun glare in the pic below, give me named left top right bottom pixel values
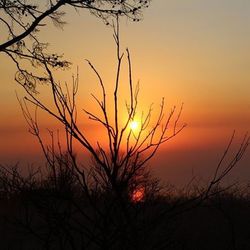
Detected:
left=129, top=120, right=139, bottom=132
left=131, top=187, right=145, bottom=203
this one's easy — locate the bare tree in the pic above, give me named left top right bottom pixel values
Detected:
left=0, top=0, right=150, bottom=91
left=0, top=18, right=188, bottom=250
left=0, top=0, right=150, bottom=50
left=15, top=17, right=185, bottom=200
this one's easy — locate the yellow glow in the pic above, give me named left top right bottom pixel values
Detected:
left=129, top=120, right=139, bottom=132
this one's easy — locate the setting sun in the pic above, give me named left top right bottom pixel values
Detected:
left=131, top=187, right=145, bottom=203
left=129, top=120, right=139, bottom=132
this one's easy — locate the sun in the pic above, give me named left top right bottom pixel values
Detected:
left=129, top=120, right=139, bottom=132
left=131, top=187, right=145, bottom=203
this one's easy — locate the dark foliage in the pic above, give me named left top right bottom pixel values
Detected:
left=0, top=163, right=250, bottom=250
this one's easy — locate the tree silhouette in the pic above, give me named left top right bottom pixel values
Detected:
left=3, top=19, right=185, bottom=249
left=0, top=0, right=150, bottom=50
left=0, top=0, right=150, bottom=91
left=16, top=18, right=186, bottom=201
left=0, top=14, right=249, bottom=250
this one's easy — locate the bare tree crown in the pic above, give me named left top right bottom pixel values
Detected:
left=0, top=0, right=150, bottom=92
left=0, top=0, right=150, bottom=51
left=17, top=19, right=186, bottom=198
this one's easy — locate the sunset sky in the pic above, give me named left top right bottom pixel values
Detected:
left=0, top=0, right=249, bottom=186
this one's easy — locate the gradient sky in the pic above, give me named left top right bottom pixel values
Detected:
left=0, top=0, right=249, bottom=186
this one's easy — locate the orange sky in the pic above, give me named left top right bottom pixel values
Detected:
left=0, top=0, right=249, bottom=185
